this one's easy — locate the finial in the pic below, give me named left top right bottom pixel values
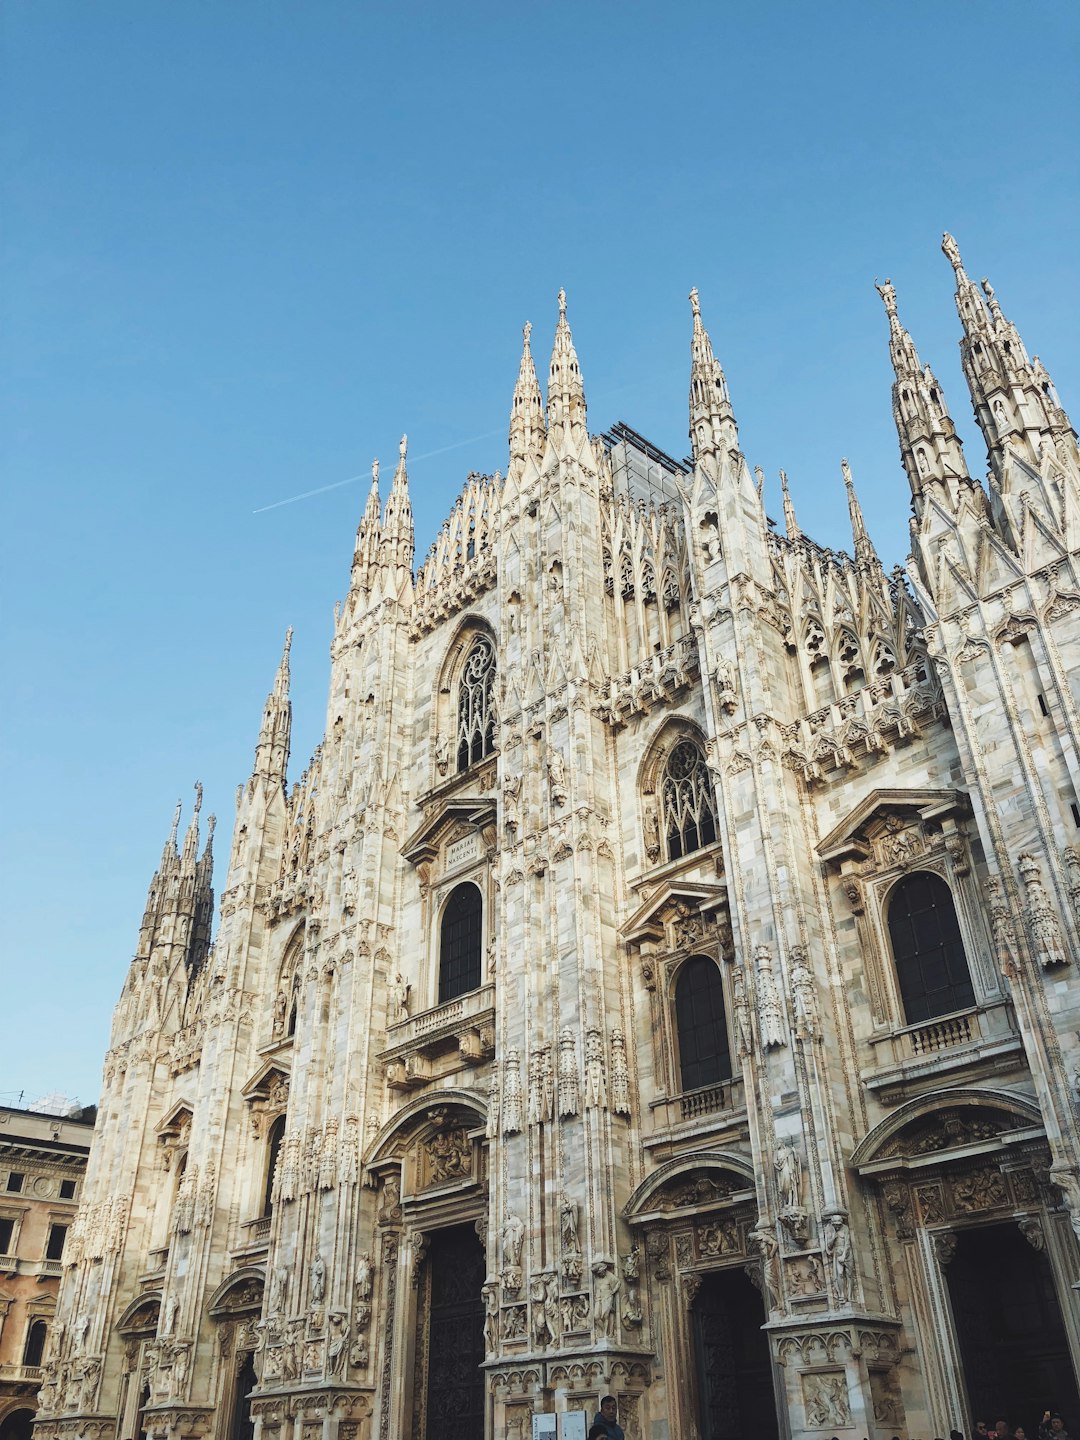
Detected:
left=399, top=434, right=408, bottom=462
left=371, top=457, right=380, bottom=487
left=942, top=231, right=964, bottom=273
left=168, top=799, right=182, bottom=846
left=754, top=465, right=765, bottom=500
left=523, top=320, right=532, bottom=348
left=841, top=457, right=854, bottom=491
left=689, top=286, right=701, bottom=319
left=875, top=277, right=898, bottom=319
left=780, top=468, right=800, bottom=538
left=557, top=288, right=567, bottom=319
left=192, top=781, right=203, bottom=817
left=283, top=626, right=293, bottom=658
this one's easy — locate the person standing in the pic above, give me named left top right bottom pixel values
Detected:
left=592, top=1396, right=625, bottom=1440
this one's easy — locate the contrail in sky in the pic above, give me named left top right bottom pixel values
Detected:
left=252, top=379, right=653, bottom=514
left=252, top=426, right=508, bottom=513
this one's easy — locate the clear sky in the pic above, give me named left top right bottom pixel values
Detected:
left=2, top=0, right=1078, bottom=1106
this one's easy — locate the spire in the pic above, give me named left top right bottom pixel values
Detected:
left=253, top=629, right=293, bottom=786
left=842, top=458, right=878, bottom=570
left=688, top=287, right=739, bottom=467
left=509, top=321, right=546, bottom=465
left=943, top=232, right=1075, bottom=478
left=546, top=289, right=587, bottom=444
left=164, top=798, right=182, bottom=861
left=382, top=434, right=415, bottom=572
left=351, top=459, right=382, bottom=591
left=181, top=781, right=203, bottom=865
left=779, top=469, right=800, bottom=539
left=875, top=275, right=971, bottom=514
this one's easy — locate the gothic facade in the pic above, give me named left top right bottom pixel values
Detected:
left=35, top=237, right=1080, bottom=1440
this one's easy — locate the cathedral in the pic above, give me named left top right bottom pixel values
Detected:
left=33, top=234, right=1080, bottom=1440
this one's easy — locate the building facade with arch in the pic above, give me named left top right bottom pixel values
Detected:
left=33, top=241, right=1080, bottom=1440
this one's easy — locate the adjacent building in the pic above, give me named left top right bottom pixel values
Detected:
left=0, top=1105, right=94, bottom=1440
left=34, top=235, right=1080, bottom=1440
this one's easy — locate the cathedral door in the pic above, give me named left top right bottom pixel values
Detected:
left=692, top=1269, right=778, bottom=1440
left=423, top=1223, right=486, bottom=1440
left=230, top=1354, right=258, bottom=1440
left=946, top=1222, right=1080, bottom=1427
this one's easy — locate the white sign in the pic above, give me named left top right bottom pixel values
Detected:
left=445, top=833, right=480, bottom=871
left=532, top=1417, right=557, bottom=1440
left=559, top=1414, right=587, bottom=1440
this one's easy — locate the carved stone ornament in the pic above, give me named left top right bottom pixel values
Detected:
left=610, top=1027, right=631, bottom=1115
left=424, top=1126, right=470, bottom=1184
left=1018, top=1215, right=1045, bottom=1251
left=1018, top=851, right=1070, bottom=967
left=557, top=1028, right=580, bottom=1116
left=584, top=1026, right=608, bottom=1109
left=933, top=1231, right=957, bottom=1266
left=788, top=946, right=821, bottom=1042
left=502, top=1048, right=524, bottom=1135
left=755, top=946, right=786, bottom=1049
left=802, top=1371, right=851, bottom=1429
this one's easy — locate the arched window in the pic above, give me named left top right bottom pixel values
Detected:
left=22, top=1319, right=47, bottom=1368
left=439, top=883, right=483, bottom=1003
left=661, top=740, right=717, bottom=861
left=887, top=872, right=975, bottom=1024
left=675, top=956, right=731, bottom=1091
left=263, top=1115, right=286, bottom=1217
left=456, top=636, right=497, bottom=772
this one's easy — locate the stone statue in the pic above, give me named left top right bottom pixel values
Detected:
left=823, top=1210, right=853, bottom=1305
left=164, top=1291, right=179, bottom=1335
left=327, top=1313, right=349, bottom=1376
left=788, top=946, right=821, bottom=1042
left=389, top=973, right=410, bottom=1020
left=585, top=1027, right=607, bottom=1109
left=355, top=1252, right=373, bottom=1302
left=434, top=733, right=450, bottom=775
left=268, top=1265, right=288, bottom=1316
left=502, top=1212, right=525, bottom=1268
left=482, top=1282, right=499, bottom=1352
left=546, top=747, right=567, bottom=806
left=592, top=1260, right=619, bottom=1338
left=560, top=1195, right=580, bottom=1254
left=310, top=1253, right=326, bottom=1304
left=774, top=1141, right=801, bottom=1212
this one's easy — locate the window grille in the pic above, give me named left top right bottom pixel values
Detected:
left=662, top=740, right=717, bottom=861
left=888, top=871, right=975, bottom=1024
left=439, top=883, right=483, bottom=1003
left=456, top=637, right=496, bottom=772
left=675, top=955, right=732, bottom=1091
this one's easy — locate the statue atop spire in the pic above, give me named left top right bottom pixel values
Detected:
left=780, top=469, right=800, bottom=539
left=876, top=272, right=970, bottom=512
left=253, top=631, right=293, bottom=787
left=382, top=433, right=415, bottom=572
left=546, top=289, right=587, bottom=446
left=510, top=319, right=546, bottom=465
left=687, top=287, right=738, bottom=466
left=842, top=458, right=878, bottom=571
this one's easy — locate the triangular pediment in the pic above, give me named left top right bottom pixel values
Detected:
left=155, top=1100, right=195, bottom=1141
left=403, top=795, right=497, bottom=867
left=817, top=787, right=966, bottom=865
left=240, top=1058, right=291, bottom=1102
left=621, top=878, right=727, bottom=947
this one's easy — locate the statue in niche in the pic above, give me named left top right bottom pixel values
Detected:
left=503, top=774, right=521, bottom=835
left=482, top=1282, right=499, bottom=1352
left=560, top=1195, right=580, bottom=1254
left=585, top=1027, right=607, bottom=1108
left=354, top=1252, right=374, bottom=1303
left=643, top=801, right=661, bottom=863
left=310, top=1253, right=327, bottom=1304
left=434, top=733, right=450, bottom=775
left=823, top=1210, right=853, bottom=1305
left=326, top=1313, right=349, bottom=1376
left=546, top=747, right=567, bottom=806
left=788, top=947, right=821, bottom=1042
left=268, top=1265, right=289, bottom=1316
left=774, top=1140, right=801, bottom=1212
left=389, top=973, right=410, bottom=1020
left=163, top=1291, right=179, bottom=1335
left=592, top=1260, right=619, bottom=1338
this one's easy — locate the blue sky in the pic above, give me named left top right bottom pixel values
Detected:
left=2, top=0, right=1078, bottom=1105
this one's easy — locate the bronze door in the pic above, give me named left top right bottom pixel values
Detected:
left=947, top=1222, right=1080, bottom=1429
left=692, top=1269, right=778, bottom=1440
left=424, top=1223, right=486, bottom=1440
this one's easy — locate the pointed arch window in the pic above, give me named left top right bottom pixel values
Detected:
left=887, top=871, right=975, bottom=1024
left=661, top=740, right=717, bottom=861
left=263, top=1115, right=286, bottom=1217
left=439, top=882, right=483, bottom=1003
left=675, top=956, right=731, bottom=1091
left=456, top=636, right=496, bottom=772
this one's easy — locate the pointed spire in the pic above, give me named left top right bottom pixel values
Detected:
left=181, top=781, right=203, bottom=864
left=165, top=798, right=182, bottom=857
left=688, top=287, right=739, bottom=466
left=253, top=630, right=293, bottom=786
left=546, top=289, right=587, bottom=443
left=509, top=320, right=546, bottom=465
left=943, top=232, right=1075, bottom=477
left=779, top=469, right=800, bottom=539
left=842, top=458, right=878, bottom=570
left=382, top=434, right=415, bottom=572
left=364, top=458, right=381, bottom=523
left=876, top=275, right=971, bottom=513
